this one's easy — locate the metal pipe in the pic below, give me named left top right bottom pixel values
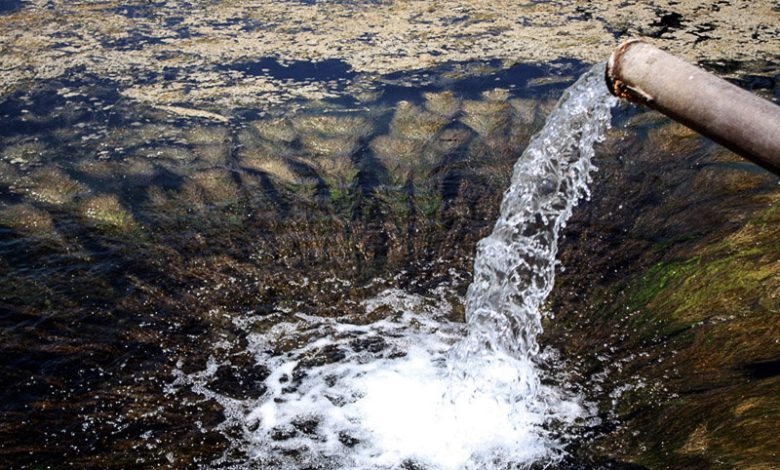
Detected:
left=605, top=40, right=780, bottom=175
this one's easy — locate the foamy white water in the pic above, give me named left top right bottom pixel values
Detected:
left=214, top=289, right=582, bottom=469
left=172, top=64, right=617, bottom=469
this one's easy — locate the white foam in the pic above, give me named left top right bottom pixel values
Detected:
left=344, top=346, right=552, bottom=469
left=231, top=294, right=584, bottom=469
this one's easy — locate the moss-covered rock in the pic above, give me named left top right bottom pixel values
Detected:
left=646, top=121, right=704, bottom=157
left=0, top=203, right=57, bottom=237
left=19, top=167, right=89, bottom=206
left=1, top=140, right=51, bottom=167
left=292, top=114, right=374, bottom=139
left=240, top=153, right=307, bottom=186
left=390, top=101, right=450, bottom=141
left=300, top=134, right=360, bottom=158
left=423, top=91, right=461, bottom=118
left=251, top=118, right=298, bottom=144
left=460, top=99, right=512, bottom=138
left=182, top=169, right=241, bottom=208
left=80, top=194, right=138, bottom=232
left=371, top=136, right=415, bottom=165
left=185, top=125, right=230, bottom=147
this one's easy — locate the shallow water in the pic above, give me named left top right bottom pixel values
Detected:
left=0, top=0, right=24, bottom=15
left=0, top=48, right=592, bottom=467
left=4, top=4, right=778, bottom=467
left=5, top=56, right=625, bottom=469
left=199, top=288, right=584, bottom=469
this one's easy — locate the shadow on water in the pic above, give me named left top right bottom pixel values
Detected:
left=0, top=0, right=25, bottom=15
left=744, top=357, right=780, bottom=380
left=220, top=57, right=358, bottom=83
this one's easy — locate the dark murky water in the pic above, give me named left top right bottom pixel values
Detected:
left=0, top=0, right=25, bottom=15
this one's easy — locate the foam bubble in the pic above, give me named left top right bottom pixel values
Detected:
left=344, top=346, right=553, bottom=469
left=230, top=290, right=584, bottom=469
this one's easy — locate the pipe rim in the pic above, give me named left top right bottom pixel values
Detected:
left=605, top=39, right=646, bottom=98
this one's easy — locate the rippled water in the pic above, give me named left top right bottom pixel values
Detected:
left=0, top=56, right=587, bottom=468
left=166, top=64, right=617, bottom=470
left=3, top=3, right=779, bottom=469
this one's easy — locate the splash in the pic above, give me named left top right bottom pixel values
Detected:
left=448, top=62, right=618, bottom=411
left=174, top=64, right=617, bottom=469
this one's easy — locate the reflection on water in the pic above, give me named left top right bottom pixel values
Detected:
left=0, top=0, right=24, bottom=15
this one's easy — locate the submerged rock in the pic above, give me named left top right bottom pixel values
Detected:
left=240, top=153, right=305, bottom=186
left=0, top=203, right=56, bottom=237
left=206, top=363, right=269, bottom=400
left=18, top=167, right=89, bottom=206
left=188, top=126, right=231, bottom=165
left=182, top=169, right=240, bottom=207
left=370, top=134, right=426, bottom=181
left=120, top=158, right=159, bottom=185
left=369, top=101, right=471, bottom=185
left=239, top=128, right=298, bottom=159
left=152, top=146, right=197, bottom=164
left=300, top=134, right=360, bottom=158
left=508, top=98, right=540, bottom=127
left=306, top=154, right=358, bottom=188
left=185, top=125, right=230, bottom=147
left=1, top=140, right=50, bottom=167
left=75, top=159, right=118, bottom=180
left=460, top=99, right=513, bottom=138
left=691, top=161, right=777, bottom=195
left=132, top=123, right=183, bottom=145
left=647, top=121, right=704, bottom=156
left=292, top=114, right=374, bottom=139
left=424, top=91, right=462, bottom=118
left=0, top=160, right=20, bottom=185
left=481, top=88, right=511, bottom=102
left=390, top=101, right=450, bottom=141
left=76, top=157, right=160, bottom=187
left=251, top=118, right=298, bottom=144
left=80, top=194, right=137, bottom=232
left=429, top=127, right=473, bottom=156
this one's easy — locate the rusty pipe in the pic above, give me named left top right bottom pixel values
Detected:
left=606, top=40, right=780, bottom=175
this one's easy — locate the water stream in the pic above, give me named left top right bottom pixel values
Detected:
left=183, top=63, right=618, bottom=469
left=447, top=62, right=618, bottom=426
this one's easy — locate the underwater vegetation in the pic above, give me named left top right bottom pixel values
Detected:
left=0, top=58, right=578, bottom=466
left=547, top=109, right=780, bottom=468
left=0, top=0, right=779, bottom=468
left=1, top=60, right=777, bottom=467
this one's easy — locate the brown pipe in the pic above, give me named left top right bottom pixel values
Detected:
left=606, top=40, right=780, bottom=175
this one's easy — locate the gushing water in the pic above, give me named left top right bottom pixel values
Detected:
left=175, top=64, right=617, bottom=469
left=448, top=62, right=618, bottom=412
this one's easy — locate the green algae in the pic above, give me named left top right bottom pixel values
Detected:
left=80, top=194, right=141, bottom=237
left=544, top=109, right=780, bottom=469
left=630, top=199, right=780, bottom=328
